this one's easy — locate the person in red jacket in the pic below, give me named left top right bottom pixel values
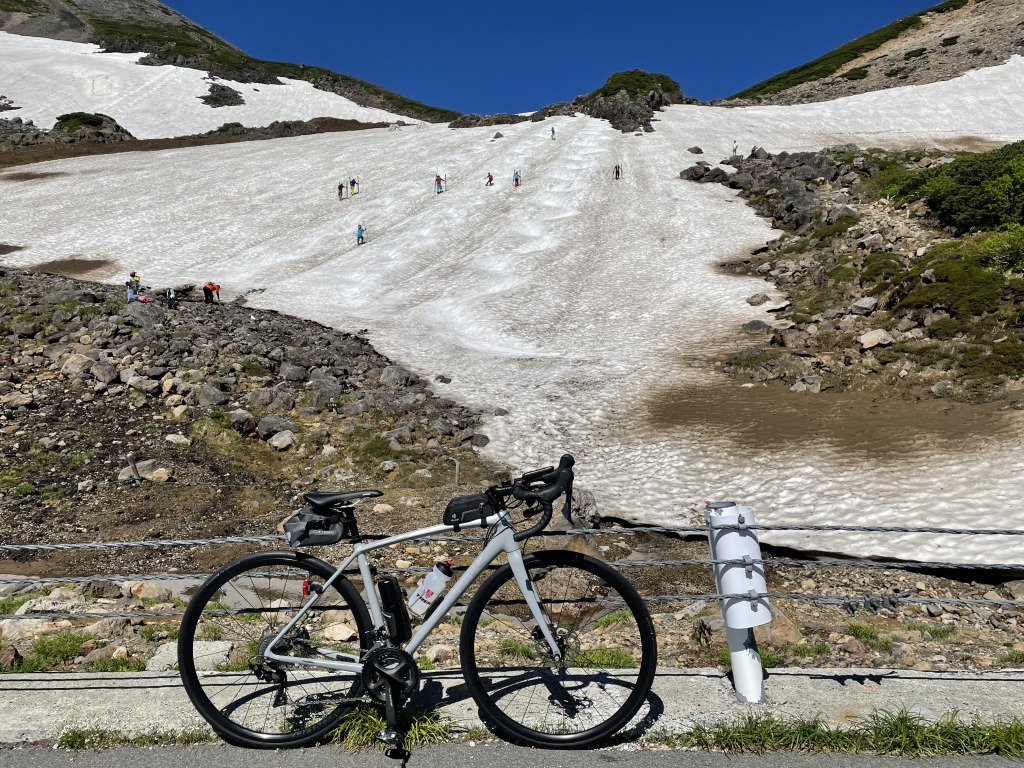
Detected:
left=203, top=282, right=220, bottom=304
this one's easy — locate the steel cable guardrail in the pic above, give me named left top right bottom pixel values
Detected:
left=1, top=513, right=1022, bottom=622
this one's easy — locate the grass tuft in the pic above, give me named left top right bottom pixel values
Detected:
left=331, top=704, right=451, bottom=750
left=57, top=727, right=215, bottom=750
left=675, top=710, right=1024, bottom=756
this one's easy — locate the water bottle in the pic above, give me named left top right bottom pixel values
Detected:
left=408, top=561, right=454, bottom=616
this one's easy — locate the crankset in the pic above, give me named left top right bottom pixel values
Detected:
left=361, top=646, right=420, bottom=705
left=362, top=647, right=420, bottom=763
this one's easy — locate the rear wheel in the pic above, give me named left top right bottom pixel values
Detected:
left=177, top=551, right=371, bottom=749
left=459, top=550, right=657, bottom=748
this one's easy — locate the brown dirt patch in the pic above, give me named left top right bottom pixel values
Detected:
left=0, top=120, right=389, bottom=170
left=26, top=257, right=116, bottom=278
left=0, top=244, right=26, bottom=256
left=647, top=378, right=1020, bottom=458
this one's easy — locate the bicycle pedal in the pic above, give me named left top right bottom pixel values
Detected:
left=378, top=728, right=402, bottom=746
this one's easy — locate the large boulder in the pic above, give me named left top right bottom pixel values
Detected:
left=256, top=414, right=297, bottom=440
left=380, top=365, right=419, bottom=388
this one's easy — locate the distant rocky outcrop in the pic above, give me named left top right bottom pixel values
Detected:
left=578, top=88, right=665, bottom=133
left=0, top=95, right=17, bottom=112
left=448, top=113, right=531, bottom=129
left=449, top=76, right=685, bottom=134
left=447, top=102, right=581, bottom=129
left=0, top=112, right=133, bottom=151
left=199, top=82, right=244, bottom=108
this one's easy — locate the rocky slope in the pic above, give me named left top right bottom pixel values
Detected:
left=731, top=0, right=1024, bottom=105
left=0, top=267, right=502, bottom=579
left=681, top=143, right=1024, bottom=403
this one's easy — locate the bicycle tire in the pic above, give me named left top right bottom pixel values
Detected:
left=459, top=550, right=657, bottom=748
left=177, top=550, right=371, bottom=749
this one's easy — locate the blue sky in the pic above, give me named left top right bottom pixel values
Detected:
left=161, top=0, right=937, bottom=114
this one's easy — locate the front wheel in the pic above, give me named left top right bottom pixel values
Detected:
left=459, top=550, right=657, bottom=748
left=177, top=550, right=371, bottom=749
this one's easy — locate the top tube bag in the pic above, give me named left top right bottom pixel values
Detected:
left=443, top=493, right=496, bottom=531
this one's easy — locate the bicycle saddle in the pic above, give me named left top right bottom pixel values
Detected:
left=304, top=489, right=382, bottom=510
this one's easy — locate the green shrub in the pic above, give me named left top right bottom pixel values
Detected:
left=240, top=359, right=270, bottom=376
left=941, top=36, right=960, bottom=46
left=790, top=642, right=831, bottom=657
left=84, top=656, right=147, bottom=672
left=971, top=224, right=1024, bottom=271
left=928, top=317, right=966, bottom=340
left=905, top=48, right=928, bottom=60
left=0, top=0, right=44, bottom=13
left=138, top=623, right=180, bottom=642
left=894, top=141, right=1024, bottom=233
left=862, top=252, right=903, bottom=284
left=812, top=216, right=858, bottom=241
left=586, top=70, right=683, bottom=101
left=15, top=631, right=89, bottom=671
left=959, top=342, right=1024, bottom=378
left=897, top=253, right=1004, bottom=317
left=847, top=622, right=893, bottom=651
left=903, top=622, right=957, bottom=639
left=55, top=112, right=107, bottom=130
left=886, top=67, right=907, bottom=78
left=861, top=163, right=914, bottom=200
left=841, top=67, right=869, bottom=81
left=360, top=435, right=400, bottom=460
left=498, top=639, right=537, bottom=661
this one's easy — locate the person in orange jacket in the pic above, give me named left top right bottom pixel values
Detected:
left=203, top=282, right=220, bottom=304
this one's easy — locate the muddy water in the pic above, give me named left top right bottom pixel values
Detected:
left=647, top=379, right=1021, bottom=458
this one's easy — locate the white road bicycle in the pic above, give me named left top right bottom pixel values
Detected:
left=177, top=455, right=657, bottom=753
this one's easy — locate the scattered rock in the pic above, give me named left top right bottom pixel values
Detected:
left=859, top=329, right=895, bottom=350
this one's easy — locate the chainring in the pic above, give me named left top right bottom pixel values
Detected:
left=361, top=646, right=420, bottom=705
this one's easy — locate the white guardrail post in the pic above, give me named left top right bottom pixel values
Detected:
left=705, top=501, right=772, bottom=703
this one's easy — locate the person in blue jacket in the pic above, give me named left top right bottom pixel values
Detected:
left=357, top=223, right=366, bottom=245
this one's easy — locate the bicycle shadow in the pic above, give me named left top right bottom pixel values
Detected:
left=411, top=671, right=665, bottom=744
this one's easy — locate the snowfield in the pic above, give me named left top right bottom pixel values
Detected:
left=4, top=33, right=1024, bottom=563
left=0, top=32, right=407, bottom=136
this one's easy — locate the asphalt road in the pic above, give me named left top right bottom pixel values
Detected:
left=0, top=744, right=1019, bottom=768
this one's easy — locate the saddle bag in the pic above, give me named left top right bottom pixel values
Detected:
left=283, top=506, right=357, bottom=548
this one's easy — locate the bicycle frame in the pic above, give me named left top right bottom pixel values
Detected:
left=262, top=508, right=563, bottom=672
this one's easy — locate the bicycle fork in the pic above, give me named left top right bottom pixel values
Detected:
left=506, top=547, right=563, bottom=665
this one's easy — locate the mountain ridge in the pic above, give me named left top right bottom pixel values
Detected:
left=0, top=0, right=460, bottom=122
left=729, top=0, right=1024, bottom=105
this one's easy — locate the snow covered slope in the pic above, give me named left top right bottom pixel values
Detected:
left=0, top=32, right=407, bottom=136
left=5, top=54, right=1024, bottom=562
